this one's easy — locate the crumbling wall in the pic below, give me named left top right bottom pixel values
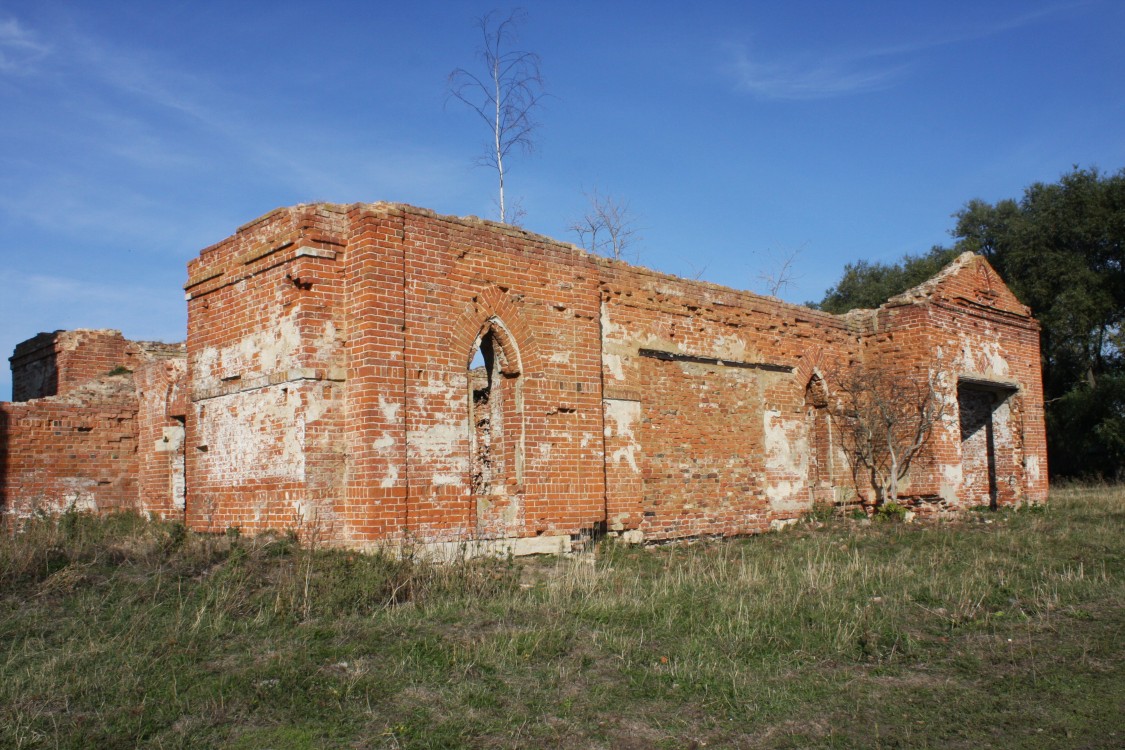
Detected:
left=2, top=331, right=189, bottom=523
left=598, top=263, right=859, bottom=540
left=9, top=329, right=138, bottom=402
left=841, top=254, right=1048, bottom=511
left=0, top=375, right=138, bottom=520
left=134, top=354, right=188, bottom=519
left=0, top=204, right=1048, bottom=545
left=179, top=204, right=1047, bottom=548
left=184, top=205, right=348, bottom=537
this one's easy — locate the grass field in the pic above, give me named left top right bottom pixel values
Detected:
left=2, top=486, right=1123, bottom=749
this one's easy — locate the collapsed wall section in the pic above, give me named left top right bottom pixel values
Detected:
left=1, top=376, right=138, bottom=520
left=10, top=329, right=137, bottom=402
left=2, top=331, right=187, bottom=523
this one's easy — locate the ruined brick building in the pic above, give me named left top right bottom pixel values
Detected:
left=0, top=203, right=1048, bottom=552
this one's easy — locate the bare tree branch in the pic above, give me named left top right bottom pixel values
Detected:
left=829, top=363, right=946, bottom=508
left=447, top=9, right=544, bottom=224
left=568, top=188, right=639, bottom=261
left=754, top=244, right=805, bottom=297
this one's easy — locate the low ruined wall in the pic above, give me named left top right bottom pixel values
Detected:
left=0, top=378, right=138, bottom=521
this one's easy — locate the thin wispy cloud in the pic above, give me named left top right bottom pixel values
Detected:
left=729, top=46, right=906, bottom=100
left=728, top=1, right=1086, bottom=100
left=0, top=17, right=49, bottom=74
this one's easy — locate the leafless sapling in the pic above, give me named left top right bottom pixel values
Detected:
left=448, top=9, right=545, bottom=224
left=568, top=188, right=639, bottom=261
left=829, top=363, right=946, bottom=508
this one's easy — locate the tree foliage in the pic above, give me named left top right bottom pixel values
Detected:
left=814, top=166, right=1125, bottom=478
left=813, top=246, right=959, bottom=314
left=951, top=166, right=1125, bottom=478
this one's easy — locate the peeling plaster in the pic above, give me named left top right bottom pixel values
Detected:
left=763, top=409, right=807, bottom=510
left=195, top=315, right=339, bottom=384
left=604, top=398, right=641, bottom=473
left=604, top=353, right=625, bottom=381
left=199, top=385, right=308, bottom=481
left=379, top=395, right=401, bottom=423
left=940, top=462, right=962, bottom=503
left=381, top=464, right=399, bottom=489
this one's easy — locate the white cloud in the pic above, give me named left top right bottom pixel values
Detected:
left=0, top=17, right=49, bottom=75
left=726, top=2, right=1087, bottom=100
left=729, top=44, right=906, bottom=100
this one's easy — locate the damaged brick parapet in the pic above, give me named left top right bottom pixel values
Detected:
left=1, top=330, right=186, bottom=523
left=2, top=202, right=1048, bottom=548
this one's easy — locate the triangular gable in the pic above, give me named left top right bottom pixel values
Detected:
left=883, top=252, right=1030, bottom=318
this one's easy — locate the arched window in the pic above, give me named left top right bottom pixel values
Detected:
left=805, top=374, right=833, bottom=502
left=467, top=318, right=524, bottom=510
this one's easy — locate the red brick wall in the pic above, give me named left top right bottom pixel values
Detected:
left=134, top=357, right=188, bottom=520
left=0, top=379, right=138, bottom=520
left=178, top=204, right=1048, bottom=547
left=184, top=205, right=348, bottom=536
left=859, top=255, right=1048, bottom=509
left=10, top=330, right=135, bottom=402
left=598, top=262, right=862, bottom=538
left=397, top=207, right=606, bottom=543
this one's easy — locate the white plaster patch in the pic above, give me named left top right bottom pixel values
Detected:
left=712, top=335, right=748, bottom=362
left=381, top=465, right=399, bottom=489
left=379, top=395, right=401, bottom=423
left=940, top=462, right=963, bottom=503
left=604, top=398, right=641, bottom=473
left=373, top=434, right=395, bottom=451
left=549, top=351, right=571, bottom=364
left=604, top=353, right=625, bottom=381
left=432, top=473, right=462, bottom=487
left=155, top=424, right=185, bottom=453
left=958, top=336, right=1010, bottom=380
left=195, top=314, right=340, bottom=386
left=763, top=409, right=807, bottom=510
left=60, top=477, right=98, bottom=512
left=198, top=384, right=308, bottom=481
left=599, top=301, right=620, bottom=337
left=411, top=421, right=468, bottom=461
left=1026, top=454, right=1040, bottom=483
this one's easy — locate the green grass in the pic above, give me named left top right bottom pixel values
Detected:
left=2, top=486, right=1123, bottom=749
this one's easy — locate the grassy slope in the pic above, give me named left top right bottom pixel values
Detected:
left=2, top=486, right=1123, bottom=749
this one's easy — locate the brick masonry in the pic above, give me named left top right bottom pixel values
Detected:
left=1, top=330, right=187, bottom=520
left=1, top=202, right=1048, bottom=546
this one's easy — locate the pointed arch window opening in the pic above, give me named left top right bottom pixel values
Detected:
left=805, top=374, right=834, bottom=502
left=467, top=318, right=525, bottom=505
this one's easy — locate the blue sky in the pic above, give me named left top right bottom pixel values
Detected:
left=1, top=0, right=1123, bottom=398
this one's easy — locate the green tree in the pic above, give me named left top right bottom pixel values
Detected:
left=951, top=166, right=1125, bottom=478
left=813, top=245, right=959, bottom=314
left=815, top=167, right=1125, bottom=478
